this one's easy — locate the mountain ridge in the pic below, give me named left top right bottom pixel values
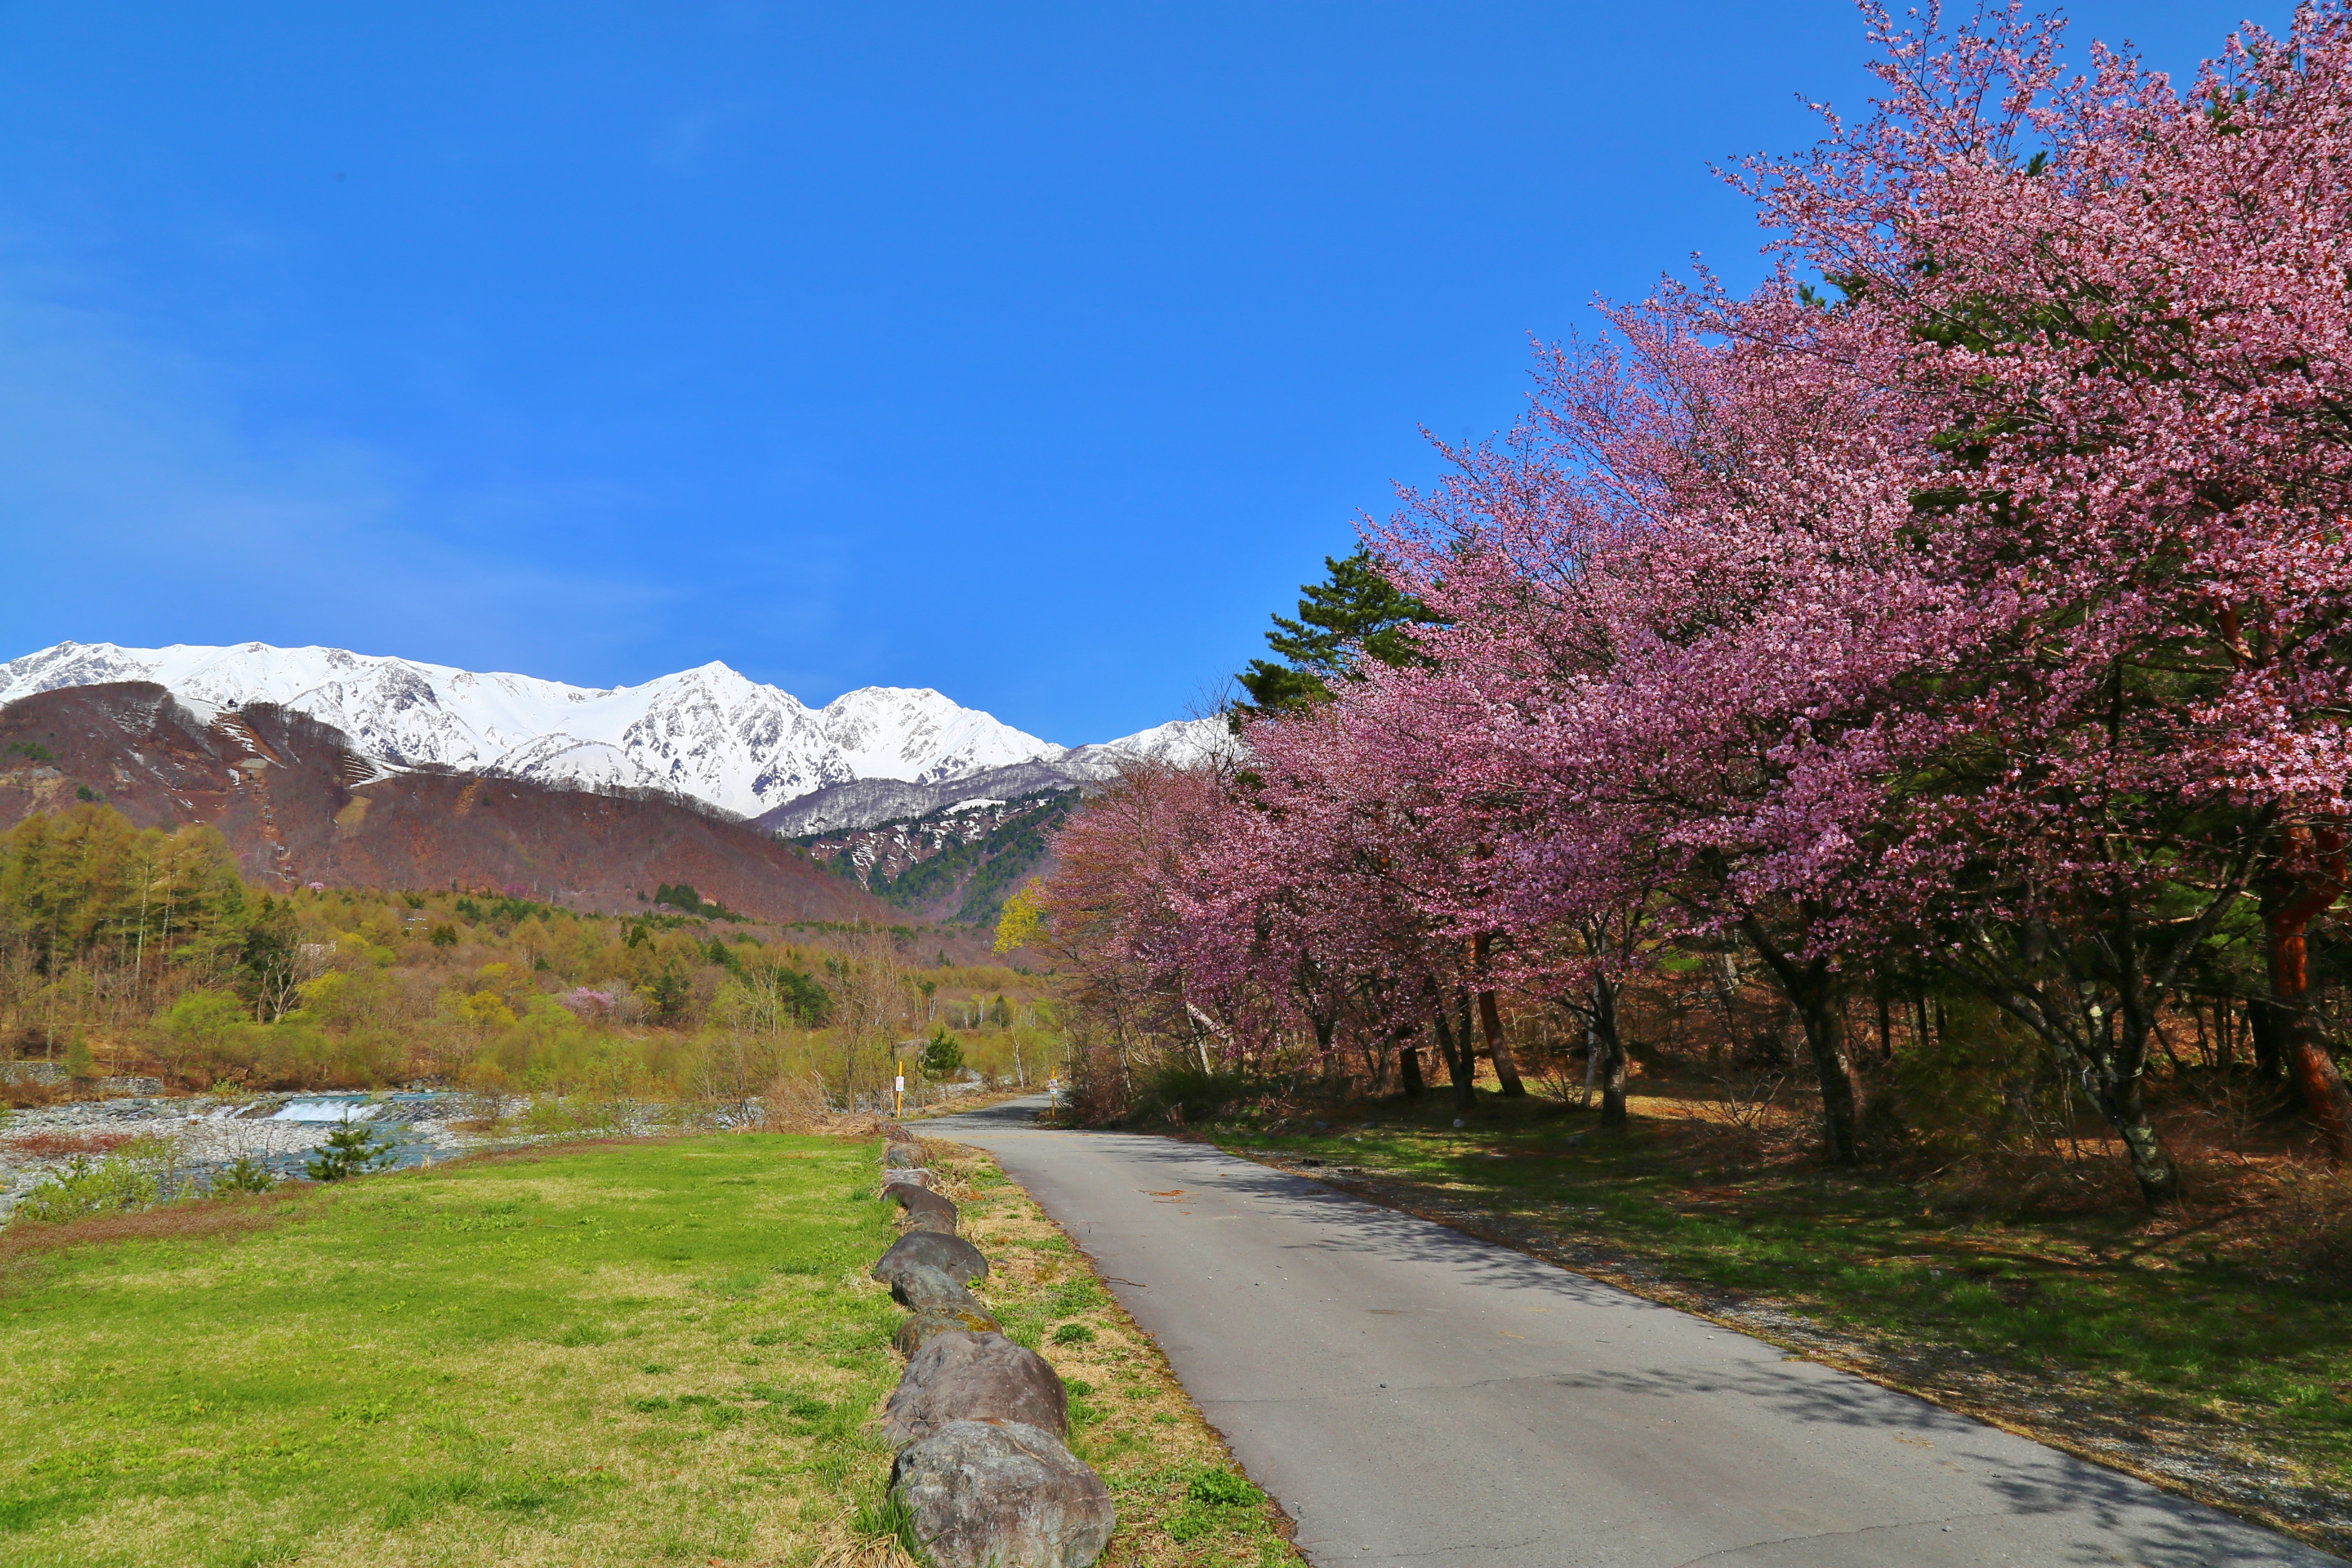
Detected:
left=0, top=681, right=894, bottom=924
left=0, top=641, right=1223, bottom=824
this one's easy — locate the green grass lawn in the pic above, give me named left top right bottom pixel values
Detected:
left=0, top=1133, right=912, bottom=1568
left=0, top=1131, right=1304, bottom=1568
left=1208, top=1092, right=2352, bottom=1551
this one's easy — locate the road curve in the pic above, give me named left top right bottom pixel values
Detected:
left=919, top=1095, right=2338, bottom=1568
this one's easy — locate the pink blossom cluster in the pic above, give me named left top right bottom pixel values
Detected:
left=556, top=987, right=618, bottom=1018
left=1041, top=4, right=2352, bottom=1202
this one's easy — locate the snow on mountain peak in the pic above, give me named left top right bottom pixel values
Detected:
left=0, top=641, right=1184, bottom=818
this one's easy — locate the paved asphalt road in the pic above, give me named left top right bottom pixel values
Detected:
left=918, top=1095, right=2339, bottom=1568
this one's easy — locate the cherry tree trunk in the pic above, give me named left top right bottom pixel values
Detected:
left=1399, top=1043, right=1426, bottom=1097
left=1793, top=992, right=1861, bottom=1167
left=1476, top=991, right=1527, bottom=1097
left=1737, top=917, right=1860, bottom=1165
left=1589, top=979, right=1629, bottom=1129
left=1470, top=935, right=1527, bottom=1097
left=2262, top=827, right=2352, bottom=1162
left=1431, top=999, right=1477, bottom=1113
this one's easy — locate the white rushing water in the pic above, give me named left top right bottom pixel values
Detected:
left=270, top=1098, right=379, bottom=1122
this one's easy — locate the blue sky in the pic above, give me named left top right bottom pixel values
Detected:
left=0, top=2, right=2288, bottom=745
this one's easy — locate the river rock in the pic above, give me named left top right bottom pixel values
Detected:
left=888, top=1260, right=985, bottom=1315
left=874, top=1228, right=990, bottom=1288
left=885, top=1140, right=927, bottom=1167
left=905, top=1209, right=961, bottom=1237
left=883, top=1166, right=930, bottom=1190
left=882, top=1331, right=1068, bottom=1444
left=891, top=1419, right=1115, bottom=1568
left=884, top=1181, right=959, bottom=1226
left=896, top=1302, right=1003, bottom=1357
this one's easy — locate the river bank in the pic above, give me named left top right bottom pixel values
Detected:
left=0, top=1090, right=756, bottom=1219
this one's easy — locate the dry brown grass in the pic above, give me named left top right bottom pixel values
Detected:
left=0, top=1076, right=62, bottom=1110
left=0, top=1186, right=316, bottom=1263
left=760, top=1071, right=836, bottom=1133
left=3, top=1128, right=141, bottom=1159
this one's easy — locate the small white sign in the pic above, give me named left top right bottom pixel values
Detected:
left=895, top=1075, right=905, bottom=1093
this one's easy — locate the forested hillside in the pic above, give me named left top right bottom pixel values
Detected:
left=801, top=790, right=1075, bottom=926
left=0, top=801, right=1059, bottom=1101
left=0, top=681, right=888, bottom=925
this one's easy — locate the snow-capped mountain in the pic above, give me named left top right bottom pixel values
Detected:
left=757, top=717, right=1236, bottom=836
left=1057, top=718, right=1230, bottom=774
left=0, top=642, right=1061, bottom=818
left=0, top=641, right=1220, bottom=819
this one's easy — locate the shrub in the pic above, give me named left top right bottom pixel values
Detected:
left=154, top=988, right=266, bottom=1086
left=211, top=1155, right=277, bottom=1195
left=1051, top=1322, right=1095, bottom=1345
left=15, top=1153, right=164, bottom=1224
left=2270, top=1164, right=2352, bottom=1286
left=1132, top=1061, right=1253, bottom=1128
left=758, top=1072, right=830, bottom=1133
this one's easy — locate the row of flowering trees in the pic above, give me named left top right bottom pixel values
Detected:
left=1037, top=3, right=2352, bottom=1209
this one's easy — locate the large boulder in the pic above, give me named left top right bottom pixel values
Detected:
left=874, top=1229, right=990, bottom=1288
left=883, top=1166, right=930, bottom=1190
left=882, top=1331, right=1068, bottom=1444
left=891, top=1419, right=1115, bottom=1568
left=884, top=1182, right=959, bottom=1228
left=888, top=1260, right=985, bottom=1315
left=905, top=1209, right=961, bottom=1237
left=896, top=1303, right=1003, bottom=1357
left=885, top=1139, right=928, bottom=1168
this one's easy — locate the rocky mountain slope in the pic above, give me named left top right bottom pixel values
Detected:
left=0, top=682, right=894, bottom=925
left=756, top=719, right=1231, bottom=835
left=797, top=791, right=1078, bottom=926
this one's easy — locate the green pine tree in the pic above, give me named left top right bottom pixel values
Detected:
left=304, top=1121, right=398, bottom=1182
left=920, top=1026, right=965, bottom=1079
left=1233, top=548, right=1442, bottom=722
